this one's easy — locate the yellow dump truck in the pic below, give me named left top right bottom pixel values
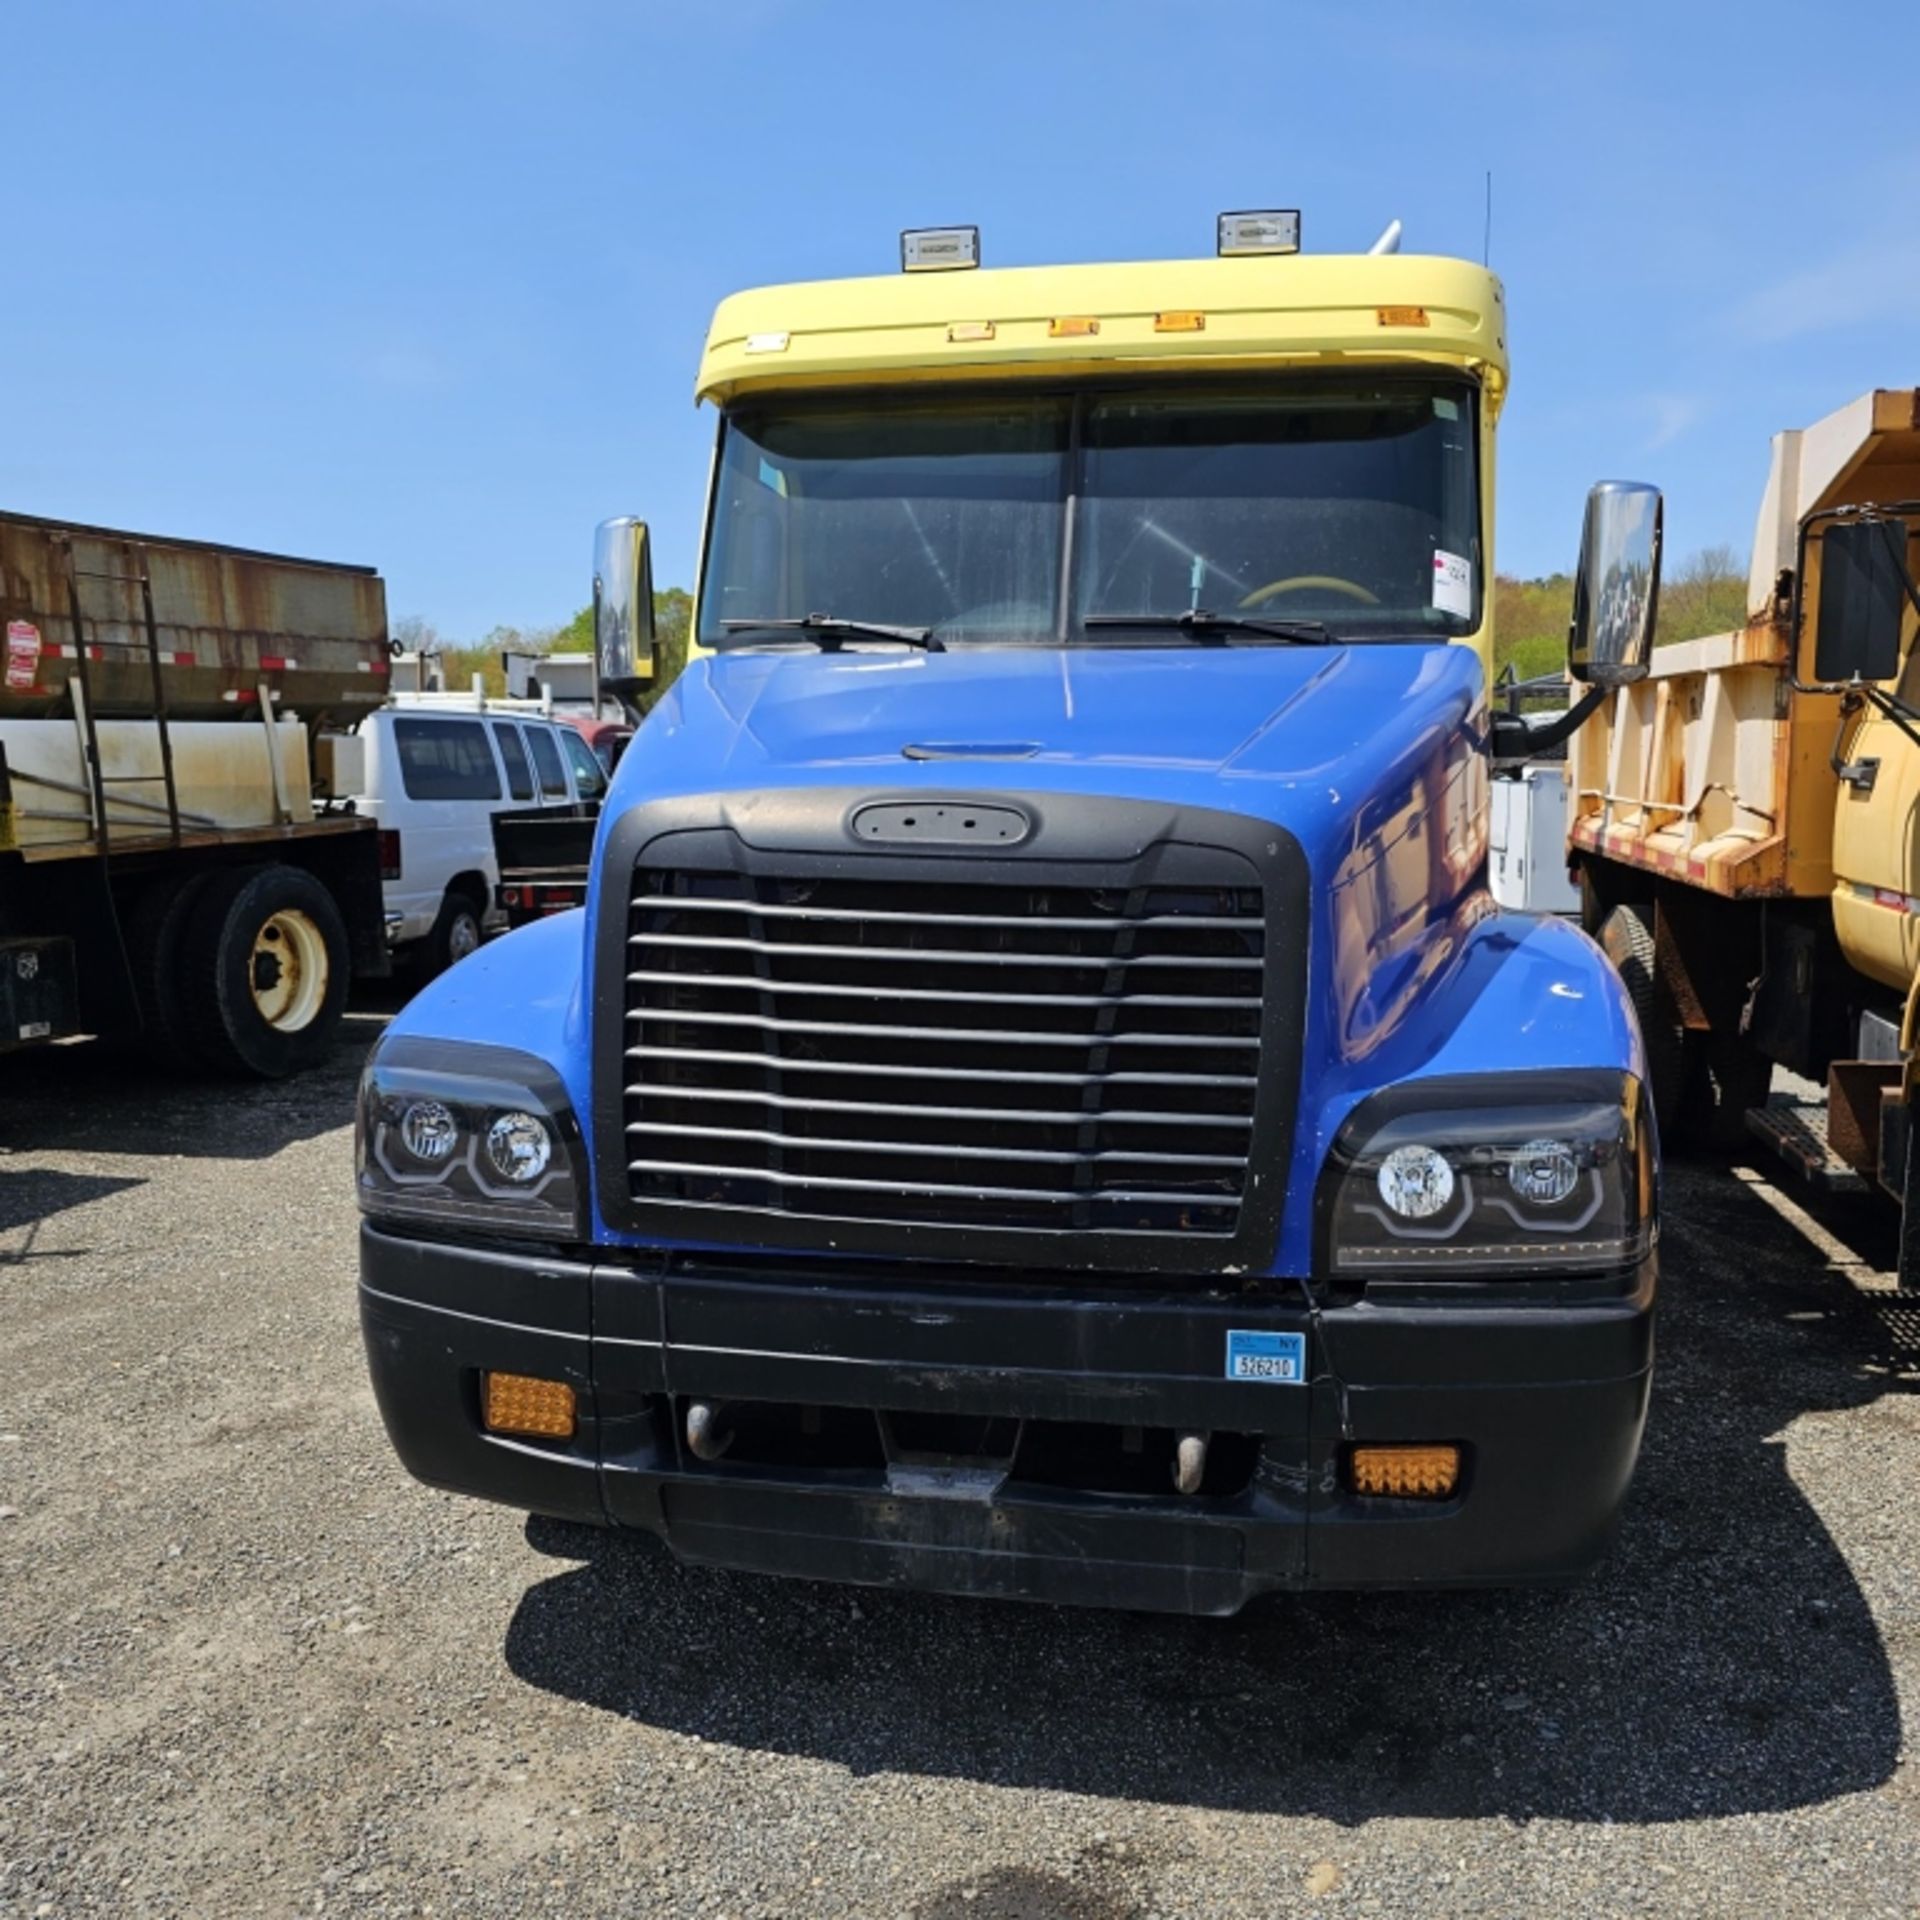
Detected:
left=1569, top=389, right=1920, bottom=1216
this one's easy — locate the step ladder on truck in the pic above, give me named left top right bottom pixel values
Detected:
left=1569, top=391, right=1920, bottom=1262
left=0, top=513, right=392, bottom=1076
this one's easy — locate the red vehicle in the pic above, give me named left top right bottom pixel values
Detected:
left=557, top=713, right=631, bottom=774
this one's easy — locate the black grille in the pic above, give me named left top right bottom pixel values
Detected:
left=621, top=867, right=1266, bottom=1243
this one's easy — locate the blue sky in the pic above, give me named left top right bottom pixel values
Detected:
left=7, top=0, right=1913, bottom=638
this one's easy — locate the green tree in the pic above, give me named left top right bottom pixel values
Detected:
left=552, top=605, right=593, bottom=653
left=550, top=588, right=694, bottom=712
left=1655, top=544, right=1749, bottom=644
left=1489, top=545, right=1751, bottom=688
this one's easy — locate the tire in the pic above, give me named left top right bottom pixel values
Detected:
left=417, top=885, right=486, bottom=980
left=124, top=872, right=212, bottom=1068
left=178, top=864, right=351, bottom=1079
left=1598, top=904, right=1695, bottom=1146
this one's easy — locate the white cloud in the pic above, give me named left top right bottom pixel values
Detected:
left=1736, top=234, right=1920, bottom=342
left=1641, top=392, right=1704, bottom=451
left=366, top=344, right=454, bottom=391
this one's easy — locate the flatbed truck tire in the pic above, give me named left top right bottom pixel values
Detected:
left=126, top=872, right=213, bottom=1069
left=178, top=863, right=351, bottom=1079
left=1598, top=903, right=1692, bottom=1148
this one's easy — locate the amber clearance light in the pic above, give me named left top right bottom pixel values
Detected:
left=1349, top=1444, right=1460, bottom=1499
left=482, top=1372, right=577, bottom=1440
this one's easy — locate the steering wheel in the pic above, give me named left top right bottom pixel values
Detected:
left=1238, top=574, right=1379, bottom=608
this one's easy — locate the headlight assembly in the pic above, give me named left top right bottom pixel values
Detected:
left=356, top=1037, right=586, bottom=1241
left=1320, top=1069, right=1655, bottom=1278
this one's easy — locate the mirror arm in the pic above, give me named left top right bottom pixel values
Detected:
left=1490, top=685, right=1609, bottom=765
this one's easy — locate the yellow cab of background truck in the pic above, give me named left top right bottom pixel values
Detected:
left=1569, top=389, right=1920, bottom=1250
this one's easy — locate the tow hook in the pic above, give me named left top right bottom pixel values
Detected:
left=1174, top=1430, right=1210, bottom=1494
left=686, top=1400, right=733, bottom=1461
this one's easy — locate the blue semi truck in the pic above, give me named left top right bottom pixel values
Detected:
left=356, top=223, right=1662, bottom=1612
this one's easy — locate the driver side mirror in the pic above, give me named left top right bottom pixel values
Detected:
left=593, top=517, right=657, bottom=712
left=1568, top=482, right=1662, bottom=688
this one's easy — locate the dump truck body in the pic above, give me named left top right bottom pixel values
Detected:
left=1572, top=390, right=1920, bottom=1221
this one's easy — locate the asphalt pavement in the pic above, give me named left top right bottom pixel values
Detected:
left=3, top=1016, right=1918, bottom=1918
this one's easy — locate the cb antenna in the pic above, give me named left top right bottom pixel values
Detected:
left=1484, top=169, right=1493, bottom=266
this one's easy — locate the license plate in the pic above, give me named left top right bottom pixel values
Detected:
left=1225, top=1329, right=1305, bottom=1384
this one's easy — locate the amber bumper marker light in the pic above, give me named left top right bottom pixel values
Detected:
left=1350, top=1444, right=1459, bottom=1499
left=482, top=1372, right=576, bottom=1440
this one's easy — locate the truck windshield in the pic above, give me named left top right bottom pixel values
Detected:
left=699, top=379, right=1480, bottom=648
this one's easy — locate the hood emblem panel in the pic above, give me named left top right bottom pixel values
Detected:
left=850, top=800, right=1033, bottom=848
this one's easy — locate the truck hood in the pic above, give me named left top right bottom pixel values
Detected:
left=631, top=641, right=1486, bottom=816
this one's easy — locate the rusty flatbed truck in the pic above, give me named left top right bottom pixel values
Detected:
left=1571, top=390, right=1920, bottom=1252
left=0, top=513, right=391, bottom=1075
left=359, top=215, right=1667, bottom=1613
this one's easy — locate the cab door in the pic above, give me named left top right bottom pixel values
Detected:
left=1829, top=521, right=1920, bottom=993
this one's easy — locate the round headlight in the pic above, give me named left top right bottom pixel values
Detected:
left=398, top=1099, right=459, bottom=1163
left=485, top=1111, right=552, bottom=1184
left=1376, top=1143, right=1456, bottom=1220
left=1509, top=1138, right=1580, bottom=1205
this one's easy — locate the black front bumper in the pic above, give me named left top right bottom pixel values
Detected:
left=359, top=1223, right=1654, bottom=1615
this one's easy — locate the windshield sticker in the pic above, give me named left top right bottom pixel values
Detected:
left=1432, top=550, right=1472, bottom=619
left=1225, top=1329, right=1306, bottom=1385
left=756, top=457, right=788, bottom=498
left=1432, top=395, right=1460, bottom=422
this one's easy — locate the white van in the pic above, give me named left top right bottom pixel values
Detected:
left=350, top=700, right=609, bottom=974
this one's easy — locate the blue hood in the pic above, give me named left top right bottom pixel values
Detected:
left=614, top=638, right=1494, bottom=1083
left=627, top=642, right=1482, bottom=808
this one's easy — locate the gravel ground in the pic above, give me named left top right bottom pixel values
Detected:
left=4, top=1016, right=1919, bottom=1919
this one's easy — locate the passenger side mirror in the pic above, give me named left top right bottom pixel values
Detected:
left=1811, top=516, right=1911, bottom=685
left=1568, top=482, right=1662, bottom=688
left=593, top=517, right=658, bottom=714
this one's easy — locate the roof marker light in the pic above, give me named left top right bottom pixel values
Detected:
left=902, top=226, right=980, bottom=273
left=1048, top=316, right=1099, bottom=338
left=743, top=331, right=789, bottom=354
left=1154, top=310, right=1206, bottom=333
left=1376, top=306, right=1430, bottom=328
left=1217, top=209, right=1301, bottom=257
left=948, top=321, right=996, bottom=343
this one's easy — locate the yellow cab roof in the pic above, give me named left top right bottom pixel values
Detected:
left=695, top=252, right=1507, bottom=412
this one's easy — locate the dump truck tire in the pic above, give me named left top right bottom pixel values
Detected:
left=125, top=872, right=212, bottom=1069
left=179, top=863, right=351, bottom=1078
left=1598, top=904, right=1693, bottom=1147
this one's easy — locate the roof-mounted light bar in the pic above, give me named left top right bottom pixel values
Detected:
left=1217, top=209, right=1301, bottom=257
left=901, top=226, right=980, bottom=273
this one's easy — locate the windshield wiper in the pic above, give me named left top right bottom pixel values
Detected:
left=720, top=613, right=945, bottom=652
left=1082, top=610, right=1336, bottom=648
left=1084, top=609, right=1333, bottom=645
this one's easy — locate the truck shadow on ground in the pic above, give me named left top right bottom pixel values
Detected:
left=0, top=1168, right=144, bottom=1252
left=504, top=1162, right=1908, bottom=1824
left=0, top=1009, right=387, bottom=1159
